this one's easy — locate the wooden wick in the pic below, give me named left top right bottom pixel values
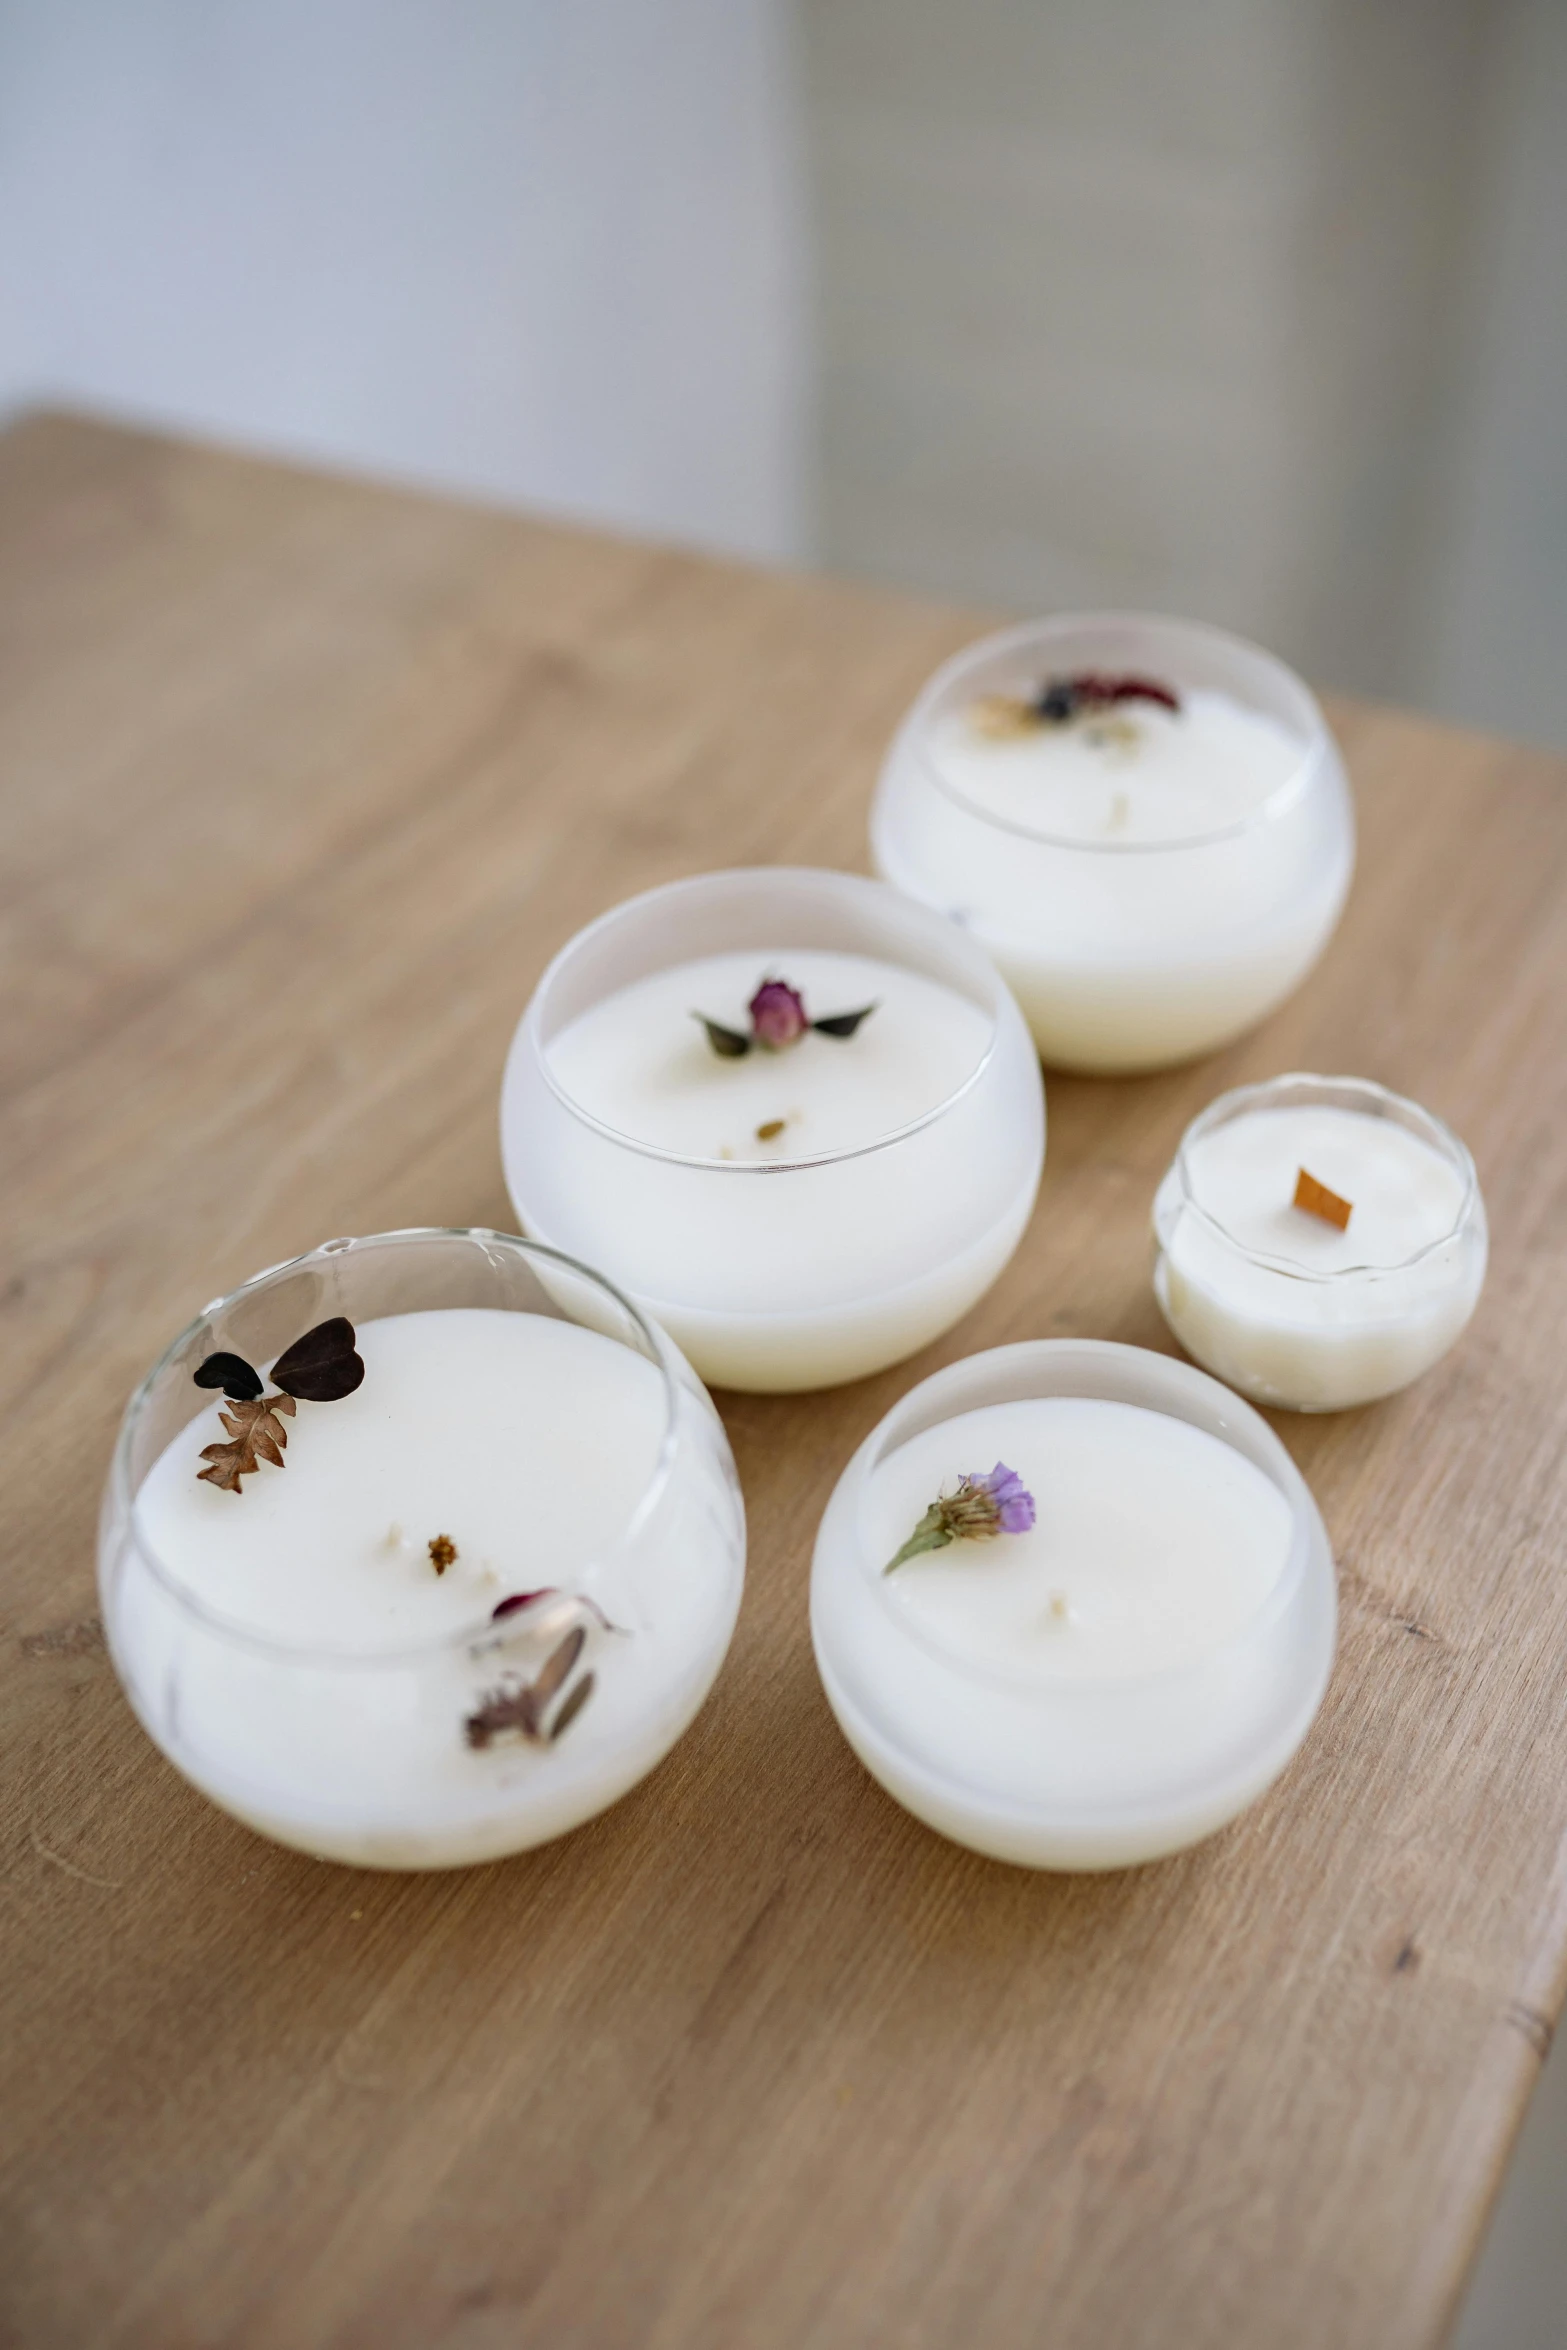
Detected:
left=1293, top=1167, right=1353, bottom=1231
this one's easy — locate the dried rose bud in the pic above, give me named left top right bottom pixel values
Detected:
left=748, top=978, right=809, bottom=1050
left=884, top=1461, right=1036, bottom=1573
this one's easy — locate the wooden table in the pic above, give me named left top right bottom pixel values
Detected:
left=4, top=414, right=1566, bottom=2350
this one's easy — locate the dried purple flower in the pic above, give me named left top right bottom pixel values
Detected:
left=749, top=978, right=809, bottom=1049
left=884, top=1460, right=1036, bottom=1573
left=692, top=976, right=878, bottom=1059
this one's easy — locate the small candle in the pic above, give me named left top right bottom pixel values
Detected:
left=1153, top=1075, right=1488, bottom=1412
left=503, top=868, right=1045, bottom=1392
left=100, top=1231, right=745, bottom=1868
left=811, top=1340, right=1335, bottom=1870
left=871, top=613, right=1355, bottom=1073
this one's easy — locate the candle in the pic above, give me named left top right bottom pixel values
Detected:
left=871, top=613, right=1355, bottom=1073
left=1153, top=1074, right=1488, bottom=1412
left=502, top=868, right=1045, bottom=1392
left=811, top=1340, right=1335, bottom=1869
left=100, top=1230, right=745, bottom=1868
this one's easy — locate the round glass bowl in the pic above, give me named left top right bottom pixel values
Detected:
left=871, top=612, right=1356, bottom=1073
left=99, top=1229, right=745, bottom=1868
left=811, top=1340, right=1335, bottom=1870
left=501, top=867, right=1045, bottom=1392
left=1153, top=1075, right=1488, bottom=1412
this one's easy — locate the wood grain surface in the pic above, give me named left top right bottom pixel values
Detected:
left=3, top=413, right=1566, bottom=2350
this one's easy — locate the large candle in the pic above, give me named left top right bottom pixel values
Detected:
left=100, top=1231, right=745, bottom=1868
left=811, top=1340, right=1335, bottom=1869
left=871, top=613, right=1355, bottom=1073
left=1154, top=1074, right=1487, bottom=1412
left=502, top=869, right=1045, bottom=1392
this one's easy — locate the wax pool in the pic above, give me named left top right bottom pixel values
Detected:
left=504, top=886, right=1045, bottom=1394
left=1155, top=1090, right=1488, bottom=1412
left=871, top=617, right=1355, bottom=1073
left=547, top=948, right=988, bottom=1164
left=812, top=1359, right=1334, bottom=1870
left=926, top=689, right=1301, bottom=847
left=112, top=1309, right=744, bottom=1866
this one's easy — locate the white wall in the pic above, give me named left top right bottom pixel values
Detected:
left=0, top=0, right=810, bottom=561
left=799, top=0, right=1491, bottom=707
left=1408, top=0, right=1567, bottom=751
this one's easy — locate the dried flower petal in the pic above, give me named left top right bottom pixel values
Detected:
left=193, top=1351, right=264, bottom=1402
left=196, top=1392, right=296, bottom=1491
left=491, top=1588, right=558, bottom=1621
left=812, top=1004, right=877, bottom=1040
left=884, top=1460, right=1036, bottom=1573
left=693, top=1012, right=751, bottom=1059
left=464, top=1624, right=592, bottom=1750
left=549, top=1673, right=595, bottom=1741
left=271, top=1317, right=364, bottom=1402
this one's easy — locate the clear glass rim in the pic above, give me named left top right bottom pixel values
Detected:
left=523, top=865, right=1006, bottom=1172
left=909, top=611, right=1329, bottom=854
left=848, top=1338, right=1320, bottom=1697
left=1164, top=1074, right=1480, bottom=1282
left=110, top=1226, right=683, bottom=1667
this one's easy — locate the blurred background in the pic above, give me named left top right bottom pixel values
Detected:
left=0, top=4, right=1563, bottom=2337
left=2, top=0, right=1565, bottom=753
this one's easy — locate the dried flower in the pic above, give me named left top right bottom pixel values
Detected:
left=198, top=1393, right=296, bottom=1492
left=884, top=1460, right=1036, bottom=1574
left=490, top=1589, right=558, bottom=1621
left=465, top=1626, right=592, bottom=1750
left=692, top=976, right=878, bottom=1060
left=269, top=1317, right=365, bottom=1403
left=749, top=978, right=809, bottom=1049
left=972, top=673, right=1182, bottom=738
left=192, top=1317, right=364, bottom=1490
left=428, top=1534, right=458, bottom=1576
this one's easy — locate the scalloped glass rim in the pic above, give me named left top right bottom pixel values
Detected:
left=1164, top=1074, right=1480, bottom=1283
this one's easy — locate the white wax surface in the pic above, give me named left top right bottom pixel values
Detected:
left=1185, top=1104, right=1465, bottom=1272
left=136, top=1310, right=668, bottom=1649
left=930, top=689, right=1302, bottom=845
left=546, top=948, right=990, bottom=1163
left=869, top=1398, right=1291, bottom=1683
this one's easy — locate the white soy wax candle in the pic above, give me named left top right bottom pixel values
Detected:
left=1154, top=1075, right=1488, bottom=1413
left=811, top=1341, right=1335, bottom=1870
left=502, top=869, right=1045, bottom=1393
left=99, top=1230, right=745, bottom=1868
left=871, top=613, right=1355, bottom=1073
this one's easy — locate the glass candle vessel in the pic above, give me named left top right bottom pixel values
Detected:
left=99, top=1228, right=745, bottom=1868
left=501, top=867, right=1045, bottom=1393
left=811, top=1339, right=1335, bottom=1870
left=1153, top=1074, right=1488, bottom=1412
left=871, top=612, right=1355, bottom=1073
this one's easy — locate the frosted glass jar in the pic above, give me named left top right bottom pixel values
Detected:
left=871, top=612, right=1355, bottom=1073
left=811, top=1340, right=1335, bottom=1870
left=99, top=1229, right=745, bottom=1868
left=501, top=868, right=1045, bottom=1393
left=1153, top=1075, right=1488, bottom=1412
